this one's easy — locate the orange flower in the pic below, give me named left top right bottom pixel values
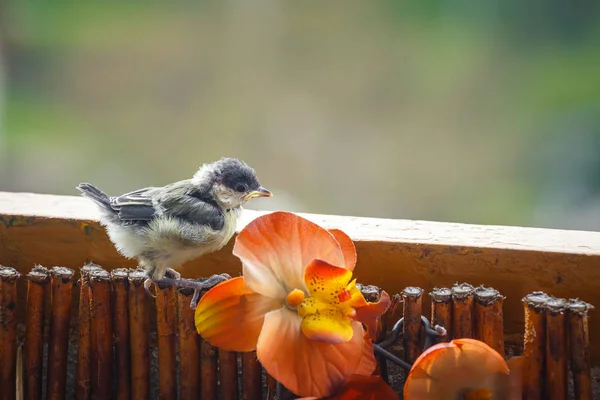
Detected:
left=194, top=211, right=391, bottom=398
left=298, top=375, right=400, bottom=400
left=404, top=338, right=513, bottom=399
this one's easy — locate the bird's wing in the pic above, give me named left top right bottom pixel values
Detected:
left=110, top=187, right=158, bottom=221
left=163, top=194, right=226, bottom=231
left=109, top=184, right=226, bottom=230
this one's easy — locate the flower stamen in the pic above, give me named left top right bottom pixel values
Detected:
left=286, top=288, right=305, bottom=309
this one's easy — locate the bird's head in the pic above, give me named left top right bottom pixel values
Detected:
left=193, top=157, right=272, bottom=209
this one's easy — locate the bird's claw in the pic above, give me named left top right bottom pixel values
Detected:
left=165, top=267, right=181, bottom=279
left=143, top=278, right=157, bottom=298
left=190, top=290, right=202, bottom=310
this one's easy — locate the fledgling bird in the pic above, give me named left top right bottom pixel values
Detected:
left=77, top=157, right=272, bottom=307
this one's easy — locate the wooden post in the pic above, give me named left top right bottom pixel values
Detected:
left=0, top=266, right=20, bottom=400
left=377, top=293, right=403, bottom=381
left=402, top=286, right=424, bottom=363
left=474, top=285, right=505, bottom=356
left=46, top=267, right=74, bottom=400
left=242, top=351, right=262, bottom=400
left=76, top=263, right=100, bottom=400
left=156, top=283, right=177, bottom=399
left=265, top=374, right=277, bottom=400
left=219, top=350, right=239, bottom=400
left=522, top=291, right=550, bottom=400
left=24, top=266, right=49, bottom=400
left=177, top=287, right=200, bottom=400
left=567, top=299, right=594, bottom=400
left=451, top=282, right=475, bottom=339
left=89, top=268, right=113, bottom=400
left=200, top=339, right=218, bottom=400
left=545, top=297, right=567, bottom=400
left=128, top=269, right=150, bottom=400
left=430, top=287, right=452, bottom=342
left=111, top=268, right=131, bottom=400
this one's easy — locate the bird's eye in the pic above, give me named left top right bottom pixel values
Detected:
left=235, top=183, right=248, bottom=193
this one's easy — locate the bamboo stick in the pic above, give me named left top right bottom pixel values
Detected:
left=545, top=297, right=567, bottom=400
left=430, top=287, right=452, bottom=342
left=451, top=282, right=475, bottom=339
left=356, top=284, right=388, bottom=377
left=111, top=269, right=131, bottom=400
left=567, top=299, right=594, bottom=400
left=265, top=374, right=277, bottom=400
left=242, top=351, right=262, bottom=400
left=89, top=268, right=113, bottom=400
left=384, top=293, right=404, bottom=333
left=128, top=269, right=150, bottom=400
left=522, top=291, right=550, bottom=400
left=177, top=287, right=200, bottom=400
left=156, top=283, right=177, bottom=399
left=402, top=286, right=424, bottom=364
left=46, top=267, right=74, bottom=400
left=24, top=266, right=49, bottom=400
left=219, top=350, right=239, bottom=400
left=474, top=285, right=505, bottom=356
left=75, top=263, right=100, bottom=400
left=200, top=339, right=218, bottom=400
left=377, top=293, right=403, bottom=381
left=0, top=266, right=21, bottom=400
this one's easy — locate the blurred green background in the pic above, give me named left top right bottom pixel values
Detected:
left=1, top=1, right=599, bottom=231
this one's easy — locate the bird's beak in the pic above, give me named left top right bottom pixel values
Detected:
left=245, top=187, right=273, bottom=200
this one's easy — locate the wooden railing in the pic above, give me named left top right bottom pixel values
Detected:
left=1, top=191, right=599, bottom=398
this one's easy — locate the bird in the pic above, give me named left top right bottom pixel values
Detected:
left=77, top=157, right=272, bottom=307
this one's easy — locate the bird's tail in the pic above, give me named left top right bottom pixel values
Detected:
left=77, top=183, right=115, bottom=215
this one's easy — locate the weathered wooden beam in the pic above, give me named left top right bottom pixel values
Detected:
left=1, top=191, right=600, bottom=362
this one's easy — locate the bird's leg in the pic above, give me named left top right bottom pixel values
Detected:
left=143, top=278, right=157, bottom=298
left=165, top=268, right=181, bottom=279
left=141, top=268, right=179, bottom=300
left=142, top=265, right=158, bottom=298
left=159, top=274, right=230, bottom=309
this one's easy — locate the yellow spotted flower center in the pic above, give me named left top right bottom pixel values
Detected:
left=293, top=270, right=363, bottom=344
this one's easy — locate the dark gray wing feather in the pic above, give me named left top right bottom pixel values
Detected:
left=110, top=188, right=158, bottom=221
left=163, top=194, right=225, bottom=231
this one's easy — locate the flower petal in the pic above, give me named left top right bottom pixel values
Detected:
left=257, top=308, right=374, bottom=398
left=404, top=338, right=510, bottom=399
left=355, top=290, right=392, bottom=338
left=195, top=277, right=282, bottom=352
left=301, top=308, right=354, bottom=344
left=354, top=332, right=377, bottom=376
left=329, top=375, right=400, bottom=400
left=328, top=229, right=357, bottom=271
left=304, top=259, right=353, bottom=302
left=233, top=211, right=345, bottom=299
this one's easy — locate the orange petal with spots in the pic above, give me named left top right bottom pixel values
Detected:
left=233, top=211, right=345, bottom=299
left=195, top=277, right=282, bottom=352
left=301, top=308, right=354, bottom=344
left=355, top=290, right=392, bottom=338
left=304, top=259, right=353, bottom=302
left=347, top=283, right=369, bottom=308
left=404, top=338, right=510, bottom=399
left=328, top=229, right=357, bottom=271
left=256, top=308, right=375, bottom=398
